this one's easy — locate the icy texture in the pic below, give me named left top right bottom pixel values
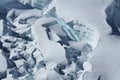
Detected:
left=0, top=50, right=7, bottom=73
left=0, top=0, right=100, bottom=80
left=18, top=0, right=52, bottom=10
left=0, top=20, right=3, bottom=36
left=46, top=7, right=99, bottom=50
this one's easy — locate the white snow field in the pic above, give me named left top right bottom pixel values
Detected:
left=52, top=0, right=120, bottom=80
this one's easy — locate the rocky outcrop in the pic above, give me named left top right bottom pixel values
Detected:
left=105, top=0, right=120, bottom=35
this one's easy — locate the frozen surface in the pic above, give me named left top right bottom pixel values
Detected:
left=0, top=0, right=120, bottom=80
left=0, top=52, right=7, bottom=72
left=0, top=20, right=3, bottom=36
left=52, top=0, right=120, bottom=80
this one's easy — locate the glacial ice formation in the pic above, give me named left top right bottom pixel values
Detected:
left=18, top=0, right=52, bottom=10
left=0, top=0, right=100, bottom=80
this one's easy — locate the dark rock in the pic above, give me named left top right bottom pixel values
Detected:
left=105, top=0, right=120, bottom=35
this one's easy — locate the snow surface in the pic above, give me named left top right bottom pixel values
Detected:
left=3, top=6, right=98, bottom=79
left=0, top=20, right=3, bottom=36
left=52, top=0, right=120, bottom=80
left=31, top=18, right=67, bottom=64
left=0, top=50, right=7, bottom=72
left=1, top=0, right=120, bottom=80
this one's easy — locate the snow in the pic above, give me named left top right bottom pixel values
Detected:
left=0, top=51, right=7, bottom=72
left=52, top=0, right=120, bottom=80
left=31, top=18, right=67, bottom=64
left=68, top=41, right=86, bottom=51
left=0, top=20, right=3, bottom=36
left=44, top=0, right=120, bottom=80
left=5, top=6, right=97, bottom=79
left=0, top=0, right=119, bottom=80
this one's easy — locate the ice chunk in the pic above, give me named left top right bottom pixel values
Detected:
left=73, top=21, right=99, bottom=50
left=14, top=59, right=25, bottom=68
left=25, top=74, right=34, bottom=80
left=7, top=8, right=43, bottom=27
left=1, top=2, right=101, bottom=79
left=0, top=20, right=3, bottom=36
left=31, top=18, right=67, bottom=64
left=68, top=41, right=86, bottom=51
left=0, top=52, right=7, bottom=72
left=46, top=7, right=100, bottom=50
left=18, top=0, right=52, bottom=10
left=47, top=7, right=80, bottom=41
left=83, top=61, right=92, bottom=72
left=64, top=62, right=76, bottom=75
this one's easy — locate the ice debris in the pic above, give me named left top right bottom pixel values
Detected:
left=0, top=0, right=100, bottom=80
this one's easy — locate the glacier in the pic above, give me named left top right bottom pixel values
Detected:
left=3, top=0, right=120, bottom=80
